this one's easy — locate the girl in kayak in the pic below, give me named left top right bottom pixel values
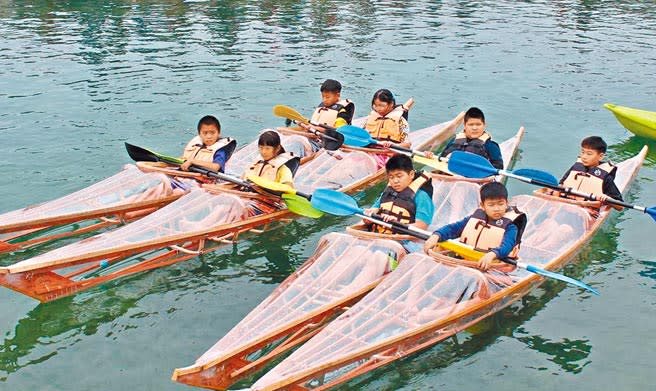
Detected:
left=364, top=89, right=412, bottom=149
left=180, top=115, right=237, bottom=173
left=244, top=130, right=300, bottom=188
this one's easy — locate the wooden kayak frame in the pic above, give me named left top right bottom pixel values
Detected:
left=171, top=125, right=525, bottom=390
left=0, top=113, right=463, bottom=303
left=246, top=146, right=648, bottom=391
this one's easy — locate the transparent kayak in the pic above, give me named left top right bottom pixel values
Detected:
left=246, top=146, right=647, bottom=391
left=170, top=127, right=524, bottom=390
left=0, top=113, right=463, bottom=302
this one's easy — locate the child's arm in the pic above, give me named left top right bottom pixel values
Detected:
left=275, top=165, right=294, bottom=187
left=485, top=140, right=504, bottom=169
left=412, top=190, right=434, bottom=230
left=423, top=216, right=469, bottom=254
left=479, top=224, right=518, bottom=271
left=600, top=174, right=624, bottom=210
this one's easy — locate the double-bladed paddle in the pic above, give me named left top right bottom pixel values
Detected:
left=272, top=105, right=344, bottom=151
left=293, top=188, right=599, bottom=295
left=447, top=151, right=656, bottom=221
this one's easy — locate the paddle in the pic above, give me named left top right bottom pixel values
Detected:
left=307, top=188, right=599, bottom=295
left=272, top=105, right=345, bottom=151
left=448, top=151, right=656, bottom=221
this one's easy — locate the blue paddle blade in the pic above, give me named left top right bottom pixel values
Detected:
left=513, top=168, right=559, bottom=186
left=310, top=188, right=363, bottom=216
left=646, top=207, right=656, bottom=222
left=447, top=151, right=498, bottom=178
left=525, top=264, right=600, bottom=295
left=337, top=125, right=374, bottom=147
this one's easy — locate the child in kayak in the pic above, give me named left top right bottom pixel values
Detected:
left=438, top=107, right=503, bottom=169
left=299, top=79, right=355, bottom=142
left=180, top=115, right=237, bottom=173
left=363, top=154, right=434, bottom=232
left=554, top=136, right=623, bottom=211
left=423, top=182, right=526, bottom=271
left=244, top=130, right=300, bottom=188
left=364, top=88, right=411, bottom=149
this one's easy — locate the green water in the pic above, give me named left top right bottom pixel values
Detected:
left=1, top=1, right=655, bottom=390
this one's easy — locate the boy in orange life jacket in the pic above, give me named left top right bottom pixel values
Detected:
left=243, top=131, right=299, bottom=187
left=423, top=182, right=526, bottom=271
left=438, top=107, right=503, bottom=169
left=558, top=136, right=623, bottom=210
left=180, top=115, right=237, bottom=173
left=364, top=89, right=411, bottom=149
left=363, top=154, right=434, bottom=232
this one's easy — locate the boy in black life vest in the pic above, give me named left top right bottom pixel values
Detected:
left=557, top=136, right=623, bottom=210
left=180, top=115, right=237, bottom=173
left=423, top=182, right=526, bottom=271
left=363, top=154, right=434, bottom=232
left=301, top=79, right=355, bottom=130
left=438, top=107, right=503, bottom=169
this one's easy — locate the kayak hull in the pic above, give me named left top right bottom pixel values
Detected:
left=605, top=103, right=656, bottom=140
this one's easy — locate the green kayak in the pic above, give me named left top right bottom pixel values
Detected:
left=605, top=103, right=656, bottom=140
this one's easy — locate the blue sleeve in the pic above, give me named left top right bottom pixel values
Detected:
left=213, top=150, right=227, bottom=173
left=414, top=190, right=434, bottom=225
left=434, top=216, right=470, bottom=240
left=485, top=140, right=504, bottom=169
left=372, top=194, right=382, bottom=208
left=490, top=223, right=518, bottom=259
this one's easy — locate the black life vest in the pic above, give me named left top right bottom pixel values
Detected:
left=441, top=131, right=492, bottom=160
left=562, top=161, right=616, bottom=197
left=373, top=172, right=433, bottom=234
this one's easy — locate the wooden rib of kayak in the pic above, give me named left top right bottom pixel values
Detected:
left=169, top=128, right=523, bottom=390
left=605, top=103, right=656, bottom=140
left=244, top=146, right=646, bottom=391
left=0, top=113, right=463, bottom=303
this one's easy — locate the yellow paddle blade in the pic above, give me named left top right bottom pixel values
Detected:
left=246, top=175, right=297, bottom=195
left=272, top=105, right=310, bottom=124
left=412, top=155, right=450, bottom=173
left=438, top=240, right=485, bottom=261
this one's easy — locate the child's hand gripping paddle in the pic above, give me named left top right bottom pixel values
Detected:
left=272, top=105, right=344, bottom=151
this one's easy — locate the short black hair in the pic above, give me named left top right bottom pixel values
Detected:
left=197, top=115, right=221, bottom=132
left=464, top=107, right=485, bottom=123
left=258, top=130, right=286, bottom=154
left=385, top=154, right=414, bottom=173
left=320, top=79, right=342, bottom=93
left=581, top=136, right=607, bottom=153
left=371, top=89, right=396, bottom=106
left=480, top=181, right=508, bottom=202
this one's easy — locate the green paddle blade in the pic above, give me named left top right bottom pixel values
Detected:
left=282, top=194, right=324, bottom=218
left=272, top=105, right=310, bottom=124
left=246, top=175, right=297, bottom=195
left=412, top=154, right=450, bottom=172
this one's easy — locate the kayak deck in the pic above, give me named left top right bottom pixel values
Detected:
left=0, top=114, right=463, bottom=302
left=170, top=127, right=523, bottom=390
left=245, top=146, right=647, bottom=391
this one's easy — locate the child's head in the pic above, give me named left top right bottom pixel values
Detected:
left=197, top=115, right=221, bottom=146
left=479, top=182, right=509, bottom=220
left=258, top=130, right=284, bottom=161
left=371, top=89, right=396, bottom=116
left=463, top=107, right=486, bottom=139
left=579, top=136, right=607, bottom=167
left=320, top=79, right=342, bottom=107
left=385, top=154, right=415, bottom=193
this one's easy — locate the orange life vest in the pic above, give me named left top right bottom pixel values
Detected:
left=459, top=206, right=526, bottom=259
left=373, top=172, right=433, bottom=234
left=244, top=152, right=300, bottom=182
left=441, top=131, right=492, bottom=160
left=182, top=136, right=237, bottom=164
left=310, top=99, right=353, bottom=126
left=561, top=161, right=616, bottom=196
left=364, top=105, right=406, bottom=143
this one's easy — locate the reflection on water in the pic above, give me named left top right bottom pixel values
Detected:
left=516, top=333, right=591, bottom=374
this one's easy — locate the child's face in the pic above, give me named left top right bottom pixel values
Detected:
left=259, top=145, right=278, bottom=161
left=463, top=118, right=486, bottom=139
left=480, top=197, right=508, bottom=221
left=321, top=91, right=340, bottom=107
left=372, top=99, right=394, bottom=116
left=579, top=147, right=604, bottom=167
left=386, top=169, right=414, bottom=193
left=199, top=124, right=220, bottom=146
